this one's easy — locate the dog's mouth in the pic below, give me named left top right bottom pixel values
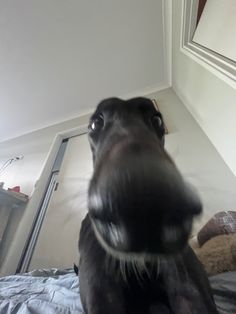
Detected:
left=90, top=211, right=194, bottom=260
left=88, top=176, right=199, bottom=259
left=88, top=138, right=202, bottom=259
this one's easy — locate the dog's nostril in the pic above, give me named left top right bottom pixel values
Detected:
left=107, top=222, right=122, bottom=246
left=162, top=225, right=182, bottom=244
left=88, top=192, right=103, bottom=213
left=93, top=217, right=127, bottom=250
left=161, top=218, right=193, bottom=253
left=183, top=218, right=192, bottom=233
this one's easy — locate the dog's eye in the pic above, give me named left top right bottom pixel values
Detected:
left=151, top=114, right=162, bottom=127
left=90, top=115, right=104, bottom=132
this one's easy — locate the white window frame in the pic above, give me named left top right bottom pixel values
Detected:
left=181, top=0, right=236, bottom=83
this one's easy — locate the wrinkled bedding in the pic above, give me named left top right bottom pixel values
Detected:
left=0, top=268, right=236, bottom=313
left=210, top=271, right=236, bottom=314
left=0, top=269, right=83, bottom=314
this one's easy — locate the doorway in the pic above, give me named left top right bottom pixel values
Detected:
left=18, top=133, right=93, bottom=272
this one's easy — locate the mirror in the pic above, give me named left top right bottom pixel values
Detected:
left=193, top=0, right=236, bottom=63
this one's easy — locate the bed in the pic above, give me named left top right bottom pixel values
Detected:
left=0, top=268, right=236, bottom=314
left=0, top=269, right=83, bottom=313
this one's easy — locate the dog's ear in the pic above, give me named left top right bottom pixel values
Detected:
left=151, top=99, right=168, bottom=135
left=149, top=100, right=167, bottom=147
left=150, top=111, right=166, bottom=146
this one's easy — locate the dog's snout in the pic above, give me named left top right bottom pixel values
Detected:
left=89, top=137, right=202, bottom=255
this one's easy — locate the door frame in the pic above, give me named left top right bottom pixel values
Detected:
left=0, top=125, right=88, bottom=276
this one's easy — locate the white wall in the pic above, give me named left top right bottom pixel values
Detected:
left=0, top=113, right=90, bottom=196
left=0, top=153, right=47, bottom=196
left=0, top=0, right=167, bottom=142
left=172, top=0, right=236, bottom=176
left=149, top=88, right=236, bottom=235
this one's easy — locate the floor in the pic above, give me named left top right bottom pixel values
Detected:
left=148, top=88, right=236, bottom=235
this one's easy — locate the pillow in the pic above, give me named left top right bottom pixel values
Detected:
left=197, top=211, right=236, bottom=247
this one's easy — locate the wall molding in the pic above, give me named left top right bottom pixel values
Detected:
left=0, top=82, right=170, bottom=146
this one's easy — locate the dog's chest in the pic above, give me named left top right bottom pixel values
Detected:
left=110, top=262, right=171, bottom=310
left=109, top=260, right=204, bottom=314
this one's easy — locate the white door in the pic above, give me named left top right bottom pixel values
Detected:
left=29, top=134, right=93, bottom=270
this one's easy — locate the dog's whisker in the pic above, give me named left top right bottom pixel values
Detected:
left=132, top=260, right=144, bottom=286
left=143, top=260, right=151, bottom=280
left=119, top=259, right=127, bottom=283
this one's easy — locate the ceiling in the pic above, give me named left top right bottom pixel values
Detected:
left=0, top=0, right=166, bottom=142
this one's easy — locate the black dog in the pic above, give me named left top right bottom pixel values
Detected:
left=78, top=97, right=218, bottom=314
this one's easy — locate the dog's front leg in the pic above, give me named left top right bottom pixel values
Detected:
left=80, top=278, right=126, bottom=314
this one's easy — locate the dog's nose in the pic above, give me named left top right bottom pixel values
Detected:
left=95, top=140, right=202, bottom=217
left=89, top=139, right=202, bottom=254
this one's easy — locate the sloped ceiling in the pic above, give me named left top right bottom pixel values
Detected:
left=0, top=0, right=166, bottom=142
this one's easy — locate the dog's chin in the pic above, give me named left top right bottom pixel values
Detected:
left=91, top=219, right=191, bottom=262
